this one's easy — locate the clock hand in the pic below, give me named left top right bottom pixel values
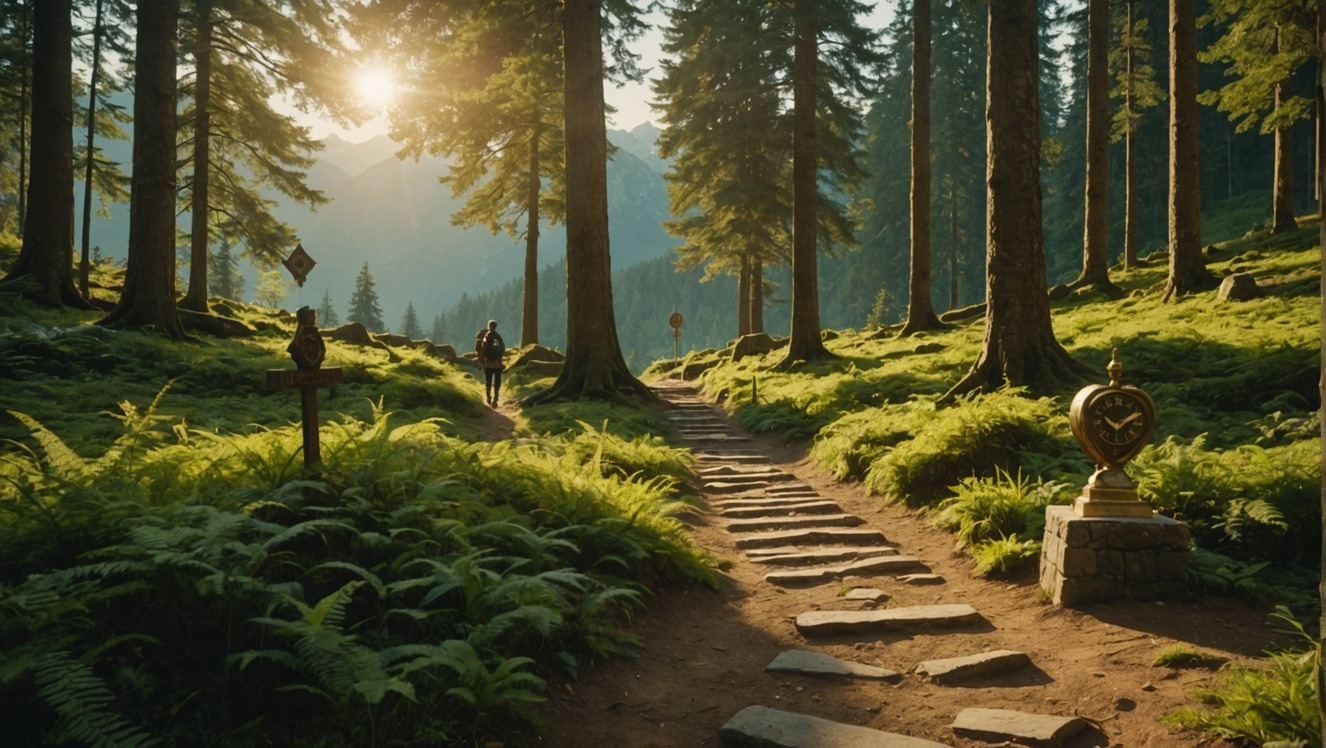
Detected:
left=1103, top=416, right=1122, bottom=431
left=1116, top=411, right=1141, bottom=428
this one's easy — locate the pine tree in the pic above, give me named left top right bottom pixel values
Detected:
left=1109, top=0, right=1165, bottom=269
left=400, top=301, right=421, bottom=339
left=1071, top=0, right=1121, bottom=295
left=347, top=262, right=385, bottom=332
left=178, top=0, right=339, bottom=314
left=100, top=0, right=189, bottom=337
left=208, top=239, right=244, bottom=300
left=900, top=0, right=945, bottom=335
left=317, top=289, right=339, bottom=327
left=1165, top=0, right=1216, bottom=298
left=1199, top=0, right=1318, bottom=235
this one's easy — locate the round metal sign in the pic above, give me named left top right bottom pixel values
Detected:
left=669, top=312, right=683, bottom=329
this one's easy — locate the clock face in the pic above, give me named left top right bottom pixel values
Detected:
left=1088, top=393, right=1146, bottom=446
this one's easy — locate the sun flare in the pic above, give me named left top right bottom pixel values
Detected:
left=354, top=68, right=396, bottom=110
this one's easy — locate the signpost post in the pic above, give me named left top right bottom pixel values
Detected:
left=669, top=311, right=683, bottom=364
left=268, top=306, right=342, bottom=468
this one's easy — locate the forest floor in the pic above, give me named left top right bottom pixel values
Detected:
left=520, top=383, right=1281, bottom=748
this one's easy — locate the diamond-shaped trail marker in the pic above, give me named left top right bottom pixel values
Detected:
left=282, top=243, right=316, bottom=287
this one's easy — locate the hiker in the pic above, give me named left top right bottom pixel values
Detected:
left=476, top=319, right=506, bottom=406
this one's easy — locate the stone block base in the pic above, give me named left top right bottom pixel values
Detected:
left=1039, top=505, right=1189, bottom=606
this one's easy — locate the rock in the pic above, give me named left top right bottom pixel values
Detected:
left=720, top=501, right=845, bottom=519
left=938, top=302, right=985, bottom=323
left=914, top=650, right=1030, bottom=684
left=328, top=322, right=389, bottom=350
left=820, top=329, right=839, bottom=341
left=720, top=705, right=949, bottom=748
left=795, top=604, right=981, bottom=636
left=845, top=587, right=890, bottom=603
left=509, top=344, right=564, bottom=365
left=897, top=573, right=945, bottom=585
left=724, top=513, right=864, bottom=534
left=765, top=650, right=901, bottom=681
left=912, top=342, right=945, bottom=354
left=733, top=528, right=890, bottom=550
left=517, top=359, right=564, bottom=378
left=417, top=341, right=457, bottom=362
left=374, top=332, right=413, bottom=348
left=765, top=555, right=924, bottom=586
left=750, top=547, right=899, bottom=567
left=1217, top=273, right=1259, bottom=302
left=731, top=332, right=787, bottom=362
left=950, top=708, right=1087, bottom=748
left=1047, top=283, right=1072, bottom=301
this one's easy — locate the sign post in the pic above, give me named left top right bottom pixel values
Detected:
left=268, top=306, right=342, bottom=468
left=669, top=311, right=684, bottom=364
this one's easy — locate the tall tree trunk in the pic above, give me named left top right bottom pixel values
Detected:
left=1317, top=2, right=1324, bottom=208
left=902, top=0, right=944, bottom=335
left=531, top=0, right=646, bottom=401
left=522, top=121, right=540, bottom=346
left=3, top=0, right=87, bottom=308
left=1271, top=61, right=1296, bottom=234
left=180, top=0, right=212, bottom=313
left=750, top=254, right=764, bottom=334
left=1124, top=0, right=1138, bottom=270
left=78, top=0, right=104, bottom=298
left=1163, top=0, right=1214, bottom=299
left=1074, top=0, right=1118, bottom=292
left=1319, top=2, right=1326, bottom=729
left=17, top=0, right=28, bottom=236
left=780, top=0, right=831, bottom=365
left=943, top=0, right=1086, bottom=401
left=737, top=253, right=751, bottom=337
left=949, top=158, right=959, bottom=309
left=100, top=0, right=188, bottom=338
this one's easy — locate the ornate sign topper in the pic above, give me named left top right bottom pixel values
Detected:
left=669, top=311, right=684, bottom=330
left=281, top=243, right=316, bottom=287
left=1067, top=348, right=1156, bottom=517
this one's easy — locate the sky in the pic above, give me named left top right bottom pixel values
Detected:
left=310, top=3, right=899, bottom=143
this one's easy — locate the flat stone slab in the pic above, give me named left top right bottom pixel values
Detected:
left=682, top=434, right=752, bottom=443
left=734, top=528, right=889, bottom=550
left=722, top=501, right=844, bottom=518
left=950, top=708, right=1087, bottom=747
left=713, top=496, right=831, bottom=510
left=725, top=513, right=863, bottom=533
left=897, top=573, right=945, bottom=585
left=795, top=604, right=982, bottom=636
left=704, top=471, right=796, bottom=484
left=697, top=455, right=770, bottom=465
left=915, top=650, right=1031, bottom=684
left=766, top=555, right=923, bottom=586
left=765, top=649, right=901, bottom=682
left=845, top=587, right=890, bottom=603
left=766, top=484, right=817, bottom=494
left=751, top=546, right=899, bottom=566
left=720, top=705, right=950, bottom=748
left=699, top=465, right=787, bottom=476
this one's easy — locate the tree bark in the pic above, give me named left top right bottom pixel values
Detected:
left=1163, top=0, right=1215, bottom=300
left=17, top=0, right=28, bottom=236
left=2, top=0, right=88, bottom=308
left=1316, top=7, right=1325, bottom=734
left=180, top=0, right=213, bottom=313
left=901, top=0, right=944, bottom=335
left=1123, top=0, right=1138, bottom=269
left=522, top=120, right=540, bottom=346
left=1073, top=0, right=1119, bottom=293
left=1271, top=64, right=1296, bottom=234
left=750, top=253, right=764, bottom=334
left=779, top=0, right=831, bottom=365
left=78, top=0, right=104, bottom=298
left=949, top=150, right=959, bottom=309
left=530, top=0, right=647, bottom=402
left=737, top=253, right=751, bottom=337
left=943, top=0, right=1087, bottom=402
left=100, top=0, right=189, bottom=339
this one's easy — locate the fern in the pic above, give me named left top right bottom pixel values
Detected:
left=34, top=651, right=159, bottom=748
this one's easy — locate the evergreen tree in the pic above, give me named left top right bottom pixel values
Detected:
left=317, top=289, right=338, bottom=326
left=208, top=239, right=244, bottom=300
left=178, top=0, right=340, bottom=314
left=654, top=0, right=790, bottom=339
left=370, top=0, right=566, bottom=349
left=1110, top=0, right=1165, bottom=269
left=0, top=0, right=32, bottom=235
left=1199, top=0, right=1318, bottom=234
left=101, top=0, right=189, bottom=337
left=945, top=0, right=1087, bottom=399
left=400, top=301, right=421, bottom=339
left=1165, top=0, right=1216, bottom=298
left=254, top=268, right=288, bottom=308
left=901, top=0, right=945, bottom=335
left=1, top=0, right=89, bottom=308
left=1072, top=0, right=1120, bottom=294
left=347, top=262, right=385, bottom=332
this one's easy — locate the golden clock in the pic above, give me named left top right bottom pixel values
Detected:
left=1068, top=348, right=1156, bottom=517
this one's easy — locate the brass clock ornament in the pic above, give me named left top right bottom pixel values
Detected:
left=1068, top=348, right=1156, bottom=517
left=288, top=306, right=327, bottom=371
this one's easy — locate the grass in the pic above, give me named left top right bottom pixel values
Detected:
left=1152, top=646, right=1229, bottom=669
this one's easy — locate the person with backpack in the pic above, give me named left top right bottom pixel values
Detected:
left=476, top=319, right=506, bottom=406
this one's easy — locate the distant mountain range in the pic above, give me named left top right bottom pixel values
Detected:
left=75, top=121, right=677, bottom=330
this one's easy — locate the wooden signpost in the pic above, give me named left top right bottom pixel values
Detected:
left=670, top=311, right=683, bottom=363
left=268, top=306, right=342, bottom=467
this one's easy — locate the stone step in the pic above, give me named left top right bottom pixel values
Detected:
left=725, top=513, right=863, bottom=534
left=766, top=484, right=818, bottom=495
left=914, top=650, right=1031, bottom=685
left=698, top=464, right=788, bottom=477
left=683, top=434, right=752, bottom=443
left=702, top=470, right=795, bottom=484
left=765, top=555, right=924, bottom=586
left=720, top=706, right=949, bottom=748
left=751, top=546, right=900, bottom=566
left=845, top=587, right=890, bottom=603
left=794, top=604, right=982, bottom=636
left=897, top=573, right=945, bottom=586
left=709, top=488, right=817, bottom=502
left=712, top=495, right=829, bottom=509
left=765, top=650, right=901, bottom=682
left=705, top=480, right=799, bottom=495
left=734, top=528, right=890, bottom=550
left=720, top=501, right=844, bottom=519
left=950, top=708, right=1087, bottom=747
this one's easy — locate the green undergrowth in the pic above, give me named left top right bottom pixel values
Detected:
left=690, top=220, right=1321, bottom=594
left=0, top=396, right=715, bottom=745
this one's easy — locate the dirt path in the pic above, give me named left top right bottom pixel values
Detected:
left=532, top=380, right=1270, bottom=747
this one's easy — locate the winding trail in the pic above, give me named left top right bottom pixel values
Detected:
left=536, top=380, right=1266, bottom=748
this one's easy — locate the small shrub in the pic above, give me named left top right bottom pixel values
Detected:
left=1152, top=646, right=1227, bottom=669
left=971, top=535, right=1042, bottom=575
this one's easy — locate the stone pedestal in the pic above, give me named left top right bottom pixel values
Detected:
left=1039, top=505, right=1189, bottom=606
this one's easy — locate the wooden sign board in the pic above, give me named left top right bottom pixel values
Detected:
left=267, top=367, right=344, bottom=391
